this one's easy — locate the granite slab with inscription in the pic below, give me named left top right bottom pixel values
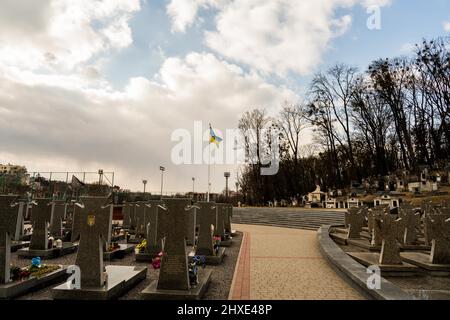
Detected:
left=51, top=196, right=147, bottom=300
left=141, top=198, right=211, bottom=299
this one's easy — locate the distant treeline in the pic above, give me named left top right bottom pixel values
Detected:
left=238, top=37, right=450, bottom=205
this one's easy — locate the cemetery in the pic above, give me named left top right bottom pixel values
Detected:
left=325, top=201, right=450, bottom=299
left=0, top=190, right=242, bottom=300
left=3, top=180, right=449, bottom=300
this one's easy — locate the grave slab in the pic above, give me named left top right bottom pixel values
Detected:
left=401, top=252, right=450, bottom=275
left=52, top=265, right=147, bottom=300
left=103, top=244, right=136, bottom=261
left=0, top=265, right=68, bottom=300
left=330, top=232, right=348, bottom=245
left=11, top=241, right=30, bottom=253
left=347, top=239, right=381, bottom=252
left=141, top=269, right=212, bottom=300
left=18, top=242, right=78, bottom=259
left=348, top=252, right=419, bottom=277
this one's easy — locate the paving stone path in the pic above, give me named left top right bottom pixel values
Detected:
left=229, top=224, right=364, bottom=300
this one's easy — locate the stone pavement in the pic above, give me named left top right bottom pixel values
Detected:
left=229, top=224, right=365, bottom=300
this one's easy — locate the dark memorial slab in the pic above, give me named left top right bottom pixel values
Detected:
left=18, top=198, right=77, bottom=259
left=186, top=202, right=197, bottom=246
left=348, top=214, right=419, bottom=276
left=50, top=200, right=66, bottom=238
left=136, top=200, right=164, bottom=261
left=1, top=195, right=67, bottom=299
left=215, top=203, right=232, bottom=247
left=398, top=208, right=429, bottom=250
left=104, top=243, right=136, bottom=261
left=141, top=198, right=212, bottom=300
left=134, top=202, right=147, bottom=238
left=52, top=196, right=147, bottom=300
left=123, top=202, right=137, bottom=231
left=226, top=205, right=237, bottom=236
left=9, top=199, right=29, bottom=252
left=402, top=215, right=450, bottom=274
left=14, top=200, right=26, bottom=241
left=194, top=201, right=225, bottom=265
left=347, top=208, right=383, bottom=251
left=347, top=209, right=366, bottom=239
left=125, top=202, right=141, bottom=243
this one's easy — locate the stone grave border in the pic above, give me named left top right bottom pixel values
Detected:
left=318, top=225, right=414, bottom=300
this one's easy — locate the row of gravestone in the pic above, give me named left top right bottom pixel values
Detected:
left=0, top=195, right=236, bottom=300
left=123, top=199, right=233, bottom=260
left=333, top=202, right=450, bottom=276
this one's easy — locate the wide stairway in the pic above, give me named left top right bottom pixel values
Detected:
left=232, top=207, right=345, bottom=231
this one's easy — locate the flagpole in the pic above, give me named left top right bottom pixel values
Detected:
left=207, top=136, right=211, bottom=202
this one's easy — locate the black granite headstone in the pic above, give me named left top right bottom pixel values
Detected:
left=224, top=204, right=232, bottom=234
left=195, top=202, right=216, bottom=256
left=0, top=195, right=20, bottom=284
left=29, top=199, right=52, bottom=251
left=144, top=200, right=164, bottom=255
left=157, top=198, right=191, bottom=291
left=135, top=202, right=146, bottom=237
left=123, top=202, right=137, bottom=230
left=50, top=200, right=66, bottom=238
left=215, top=204, right=227, bottom=239
left=72, top=196, right=112, bottom=288
left=378, top=214, right=403, bottom=265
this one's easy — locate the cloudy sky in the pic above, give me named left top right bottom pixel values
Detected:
left=0, top=0, right=449, bottom=193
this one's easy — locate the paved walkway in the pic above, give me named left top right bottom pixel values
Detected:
left=229, top=224, right=364, bottom=300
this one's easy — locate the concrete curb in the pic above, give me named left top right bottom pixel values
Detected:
left=228, top=231, right=248, bottom=300
left=318, top=225, right=414, bottom=300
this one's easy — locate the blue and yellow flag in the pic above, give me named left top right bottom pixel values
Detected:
left=209, top=124, right=223, bottom=147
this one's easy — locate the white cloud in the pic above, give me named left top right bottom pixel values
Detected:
left=166, top=0, right=227, bottom=33
left=0, top=52, right=296, bottom=192
left=167, top=0, right=392, bottom=76
left=0, top=0, right=140, bottom=72
left=444, top=21, right=450, bottom=33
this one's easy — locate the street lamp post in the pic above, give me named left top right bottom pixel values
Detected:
left=98, top=169, right=103, bottom=185
left=192, top=177, right=195, bottom=198
left=159, top=166, right=165, bottom=200
left=142, top=179, right=147, bottom=194
left=224, top=172, right=230, bottom=201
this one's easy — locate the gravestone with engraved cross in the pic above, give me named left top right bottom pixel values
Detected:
left=224, top=204, right=233, bottom=235
left=195, top=202, right=217, bottom=256
left=185, top=202, right=197, bottom=246
left=347, top=209, right=366, bottom=239
left=122, top=202, right=136, bottom=230
left=0, top=195, right=20, bottom=284
left=29, top=198, right=52, bottom=251
left=52, top=196, right=147, bottom=299
left=194, top=201, right=226, bottom=264
left=141, top=198, right=211, bottom=299
left=399, top=208, right=421, bottom=245
left=377, top=214, right=403, bottom=265
left=428, top=215, right=450, bottom=264
left=145, top=200, right=164, bottom=254
left=156, top=198, right=191, bottom=291
left=135, top=200, right=164, bottom=260
left=50, top=200, right=67, bottom=238
left=72, top=196, right=112, bottom=288
left=134, top=202, right=146, bottom=238
left=215, top=204, right=227, bottom=240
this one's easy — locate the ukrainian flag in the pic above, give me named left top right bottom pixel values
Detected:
left=209, top=124, right=223, bottom=147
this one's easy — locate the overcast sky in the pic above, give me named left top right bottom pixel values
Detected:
left=0, top=0, right=449, bottom=193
